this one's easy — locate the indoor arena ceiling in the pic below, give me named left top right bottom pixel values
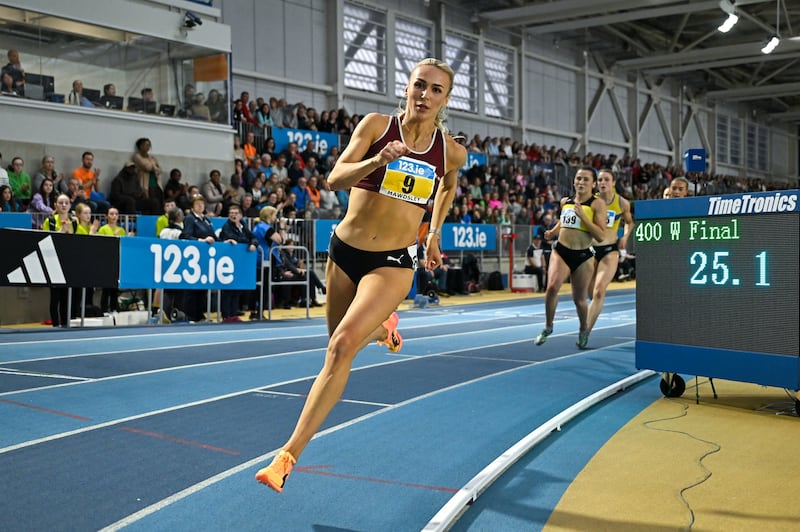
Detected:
left=462, top=0, right=800, bottom=123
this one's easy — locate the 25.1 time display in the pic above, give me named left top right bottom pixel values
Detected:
left=688, top=250, right=769, bottom=287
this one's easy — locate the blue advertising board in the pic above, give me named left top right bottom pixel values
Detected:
left=0, top=213, right=32, bottom=228
left=119, top=237, right=257, bottom=289
left=312, top=221, right=496, bottom=253
left=272, top=128, right=340, bottom=158
left=464, top=152, right=487, bottom=170
left=440, top=223, right=496, bottom=251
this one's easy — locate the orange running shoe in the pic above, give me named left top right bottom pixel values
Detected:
left=255, top=449, right=296, bottom=493
left=377, top=311, right=403, bottom=353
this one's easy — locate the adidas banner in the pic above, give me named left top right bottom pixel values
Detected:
left=0, top=228, right=120, bottom=288
left=118, top=237, right=257, bottom=290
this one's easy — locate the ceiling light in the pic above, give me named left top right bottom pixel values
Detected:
left=717, top=13, right=738, bottom=33
left=761, top=35, right=780, bottom=54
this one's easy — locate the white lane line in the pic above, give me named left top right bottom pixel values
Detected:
left=101, top=338, right=638, bottom=531
left=0, top=368, right=89, bottom=381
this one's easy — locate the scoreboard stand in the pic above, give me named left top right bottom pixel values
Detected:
left=634, top=190, right=800, bottom=416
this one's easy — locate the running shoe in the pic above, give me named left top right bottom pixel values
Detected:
left=255, top=449, right=296, bottom=493
left=576, top=331, right=589, bottom=349
left=534, top=327, right=553, bottom=345
left=377, top=311, right=403, bottom=353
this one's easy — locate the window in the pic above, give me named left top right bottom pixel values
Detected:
left=746, top=123, right=757, bottom=169
left=0, top=5, right=230, bottom=123
left=444, top=32, right=478, bottom=113
left=394, top=17, right=433, bottom=98
left=729, top=118, right=741, bottom=166
left=716, top=115, right=729, bottom=164
left=343, top=2, right=387, bottom=94
left=757, top=126, right=768, bottom=171
left=484, top=44, right=514, bottom=120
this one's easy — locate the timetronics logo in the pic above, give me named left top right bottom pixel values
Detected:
left=707, top=192, right=798, bottom=216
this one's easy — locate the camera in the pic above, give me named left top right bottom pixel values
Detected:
left=183, top=12, right=202, bottom=29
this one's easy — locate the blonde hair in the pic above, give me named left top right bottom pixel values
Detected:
left=259, top=205, right=277, bottom=222
left=397, top=58, right=455, bottom=134
left=75, top=203, right=91, bottom=216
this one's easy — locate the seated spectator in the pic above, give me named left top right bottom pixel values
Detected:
left=305, top=175, right=321, bottom=210
left=256, top=102, right=273, bottom=128
left=317, top=177, right=340, bottom=219
left=33, top=155, right=68, bottom=195
left=98, top=83, right=119, bottom=109
left=27, top=178, right=56, bottom=228
left=67, top=177, right=92, bottom=211
left=67, top=79, right=94, bottom=107
left=0, top=184, right=23, bottom=212
left=163, top=168, right=186, bottom=204
left=6, top=156, right=32, bottom=207
left=241, top=193, right=259, bottom=219
left=0, top=152, right=7, bottom=187
left=180, top=194, right=217, bottom=322
left=109, top=162, right=161, bottom=214
left=132, top=137, right=164, bottom=204
left=233, top=135, right=245, bottom=161
left=291, top=176, right=310, bottom=216
left=2, top=48, right=25, bottom=95
left=141, top=87, right=156, bottom=112
left=207, top=89, right=226, bottom=124
left=219, top=204, right=258, bottom=321
left=524, top=233, right=546, bottom=292
left=222, top=174, right=245, bottom=215
left=1, top=70, right=19, bottom=96
left=191, top=92, right=211, bottom=121
left=71, top=151, right=108, bottom=212
left=243, top=131, right=257, bottom=163
left=279, top=238, right=325, bottom=307
left=202, top=169, right=224, bottom=216
left=231, top=158, right=246, bottom=190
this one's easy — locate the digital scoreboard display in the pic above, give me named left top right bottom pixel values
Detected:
left=635, top=190, right=800, bottom=390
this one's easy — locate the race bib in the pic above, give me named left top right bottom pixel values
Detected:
left=379, top=156, right=436, bottom=204
left=560, top=207, right=581, bottom=229
left=606, top=209, right=616, bottom=228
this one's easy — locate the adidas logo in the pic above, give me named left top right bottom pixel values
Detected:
left=6, top=235, right=67, bottom=285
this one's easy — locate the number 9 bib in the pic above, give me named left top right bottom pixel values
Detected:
left=379, top=156, right=436, bottom=204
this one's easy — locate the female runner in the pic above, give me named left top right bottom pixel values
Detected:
left=256, top=58, right=466, bottom=492
left=585, top=168, right=634, bottom=343
left=534, top=167, right=606, bottom=349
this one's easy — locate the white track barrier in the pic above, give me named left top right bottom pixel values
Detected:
left=422, top=369, right=657, bottom=532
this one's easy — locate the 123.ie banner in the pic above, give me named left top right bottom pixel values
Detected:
left=119, top=237, right=257, bottom=290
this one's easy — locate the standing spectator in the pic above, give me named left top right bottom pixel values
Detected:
left=251, top=205, right=284, bottom=315
left=233, top=135, right=245, bottom=161
left=180, top=194, right=217, bottom=322
left=218, top=204, right=258, bottom=321
left=155, top=199, right=176, bottom=237
left=202, top=169, right=224, bottom=216
left=97, top=207, right=127, bottom=313
left=132, top=137, right=163, bottom=204
left=42, top=194, right=75, bottom=327
left=33, top=155, right=68, bottom=194
left=109, top=161, right=160, bottom=214
left=239, top=91, right=257, bottom=124
left=2, top=49, right=25, bottom=94
left=6, top=156, right=31, bottom=207
left=159, top=207, right=185, bottom=320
